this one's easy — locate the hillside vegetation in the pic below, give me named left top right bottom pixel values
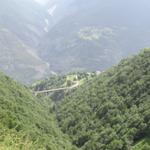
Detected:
left=0, top=72, right=78, bottom=150
left=57, top=49, right=150, bottom=150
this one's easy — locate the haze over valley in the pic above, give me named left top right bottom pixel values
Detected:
left=0, top=0, right=150, bottom=83
left=0, top=1, right=149, bottom=150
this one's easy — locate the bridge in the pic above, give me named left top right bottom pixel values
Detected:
left=34, top=81, right=79, bottom=96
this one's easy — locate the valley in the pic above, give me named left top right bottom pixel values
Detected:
left=34, top=80, right=79, bottom=95
left=0, top=49, right=149, bottom=150
left=56, top=49, right=150, bottom=150
left=1, top=0, right=150, bottom=84
left=32, top=72, right=97, bottom=101
left=0, top=0, right=149, bottom=150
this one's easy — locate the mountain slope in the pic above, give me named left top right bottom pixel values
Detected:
left=57, top=49, right=150, bottom=150
left=0, top=0, right=52, bottom=83
left=39, top=0, right=150, bottom=73
left=132, top=138, right=150, bottom=150
left=0, top=0, right=51, bottom=47
left=0, top=72, right=78, bottom=150
left=0, top=28, right=49, bottom=84
left=1, top=0, right=150, bottom=82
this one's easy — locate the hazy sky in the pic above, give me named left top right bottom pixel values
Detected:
left=34, top=0, right=48, bottom=5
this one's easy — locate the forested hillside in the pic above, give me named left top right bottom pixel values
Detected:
left=57, top=49, right=150, bottom=150
left=0, top=1, right=149, bottom=150
left=0, top=48, right=149, bottom=150
left=0, top=72, right=78, bottom=150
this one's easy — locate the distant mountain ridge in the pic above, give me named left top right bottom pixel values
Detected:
left=0, top=0, right=52, bottom=83
left=38, top=0, right=150, bottom=73
left=0, top=27, right=49, bottom=83
left=1, top=0, right=150, bottom=83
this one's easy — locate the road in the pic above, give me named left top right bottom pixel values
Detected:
left=34, top=81, right=79, bottom=96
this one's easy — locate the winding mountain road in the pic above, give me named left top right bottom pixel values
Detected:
left=34, top=81, right=79, bottom=96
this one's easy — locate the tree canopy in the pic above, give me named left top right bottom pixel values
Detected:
left=57, top=49, right=150, bottom=150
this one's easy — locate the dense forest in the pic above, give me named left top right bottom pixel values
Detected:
left=0, top=49, right=149, bottom=150
left=0, top=1, right=150, bottom=150
left=0, top=73, right=78, bottom=150
left=57, top=49, right=150, bottom=150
